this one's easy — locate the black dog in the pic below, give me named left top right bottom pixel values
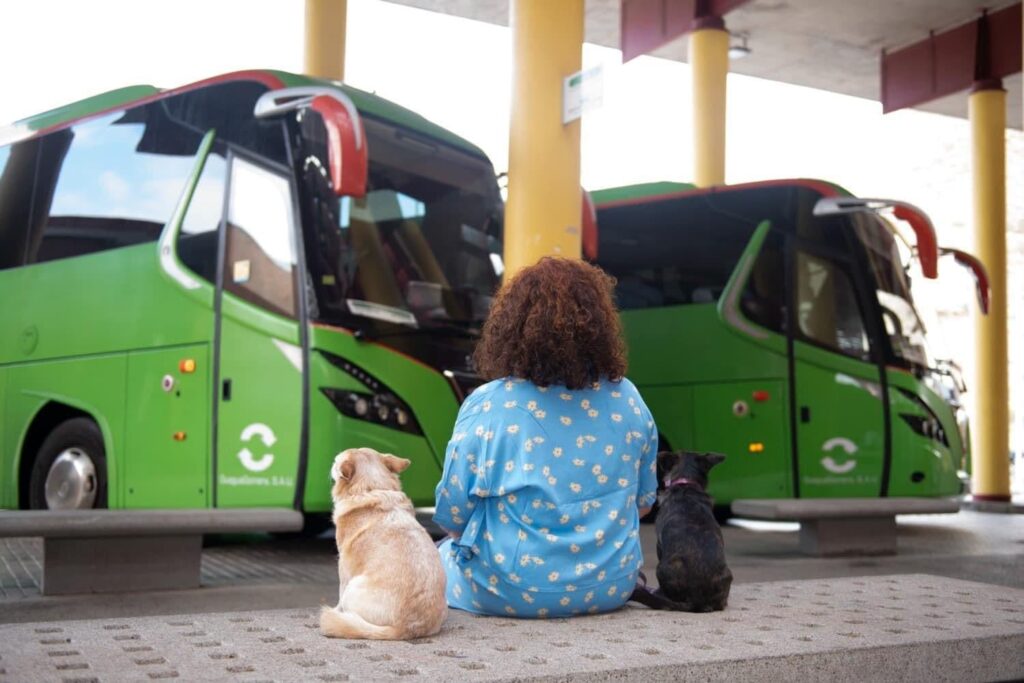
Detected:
left=631, top=451, right=732, bottom=612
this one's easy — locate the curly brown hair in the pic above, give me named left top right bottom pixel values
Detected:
left=473, top=257, right=627, bottom=389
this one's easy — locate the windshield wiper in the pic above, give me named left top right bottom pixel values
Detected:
left=354, top=321, right=480, bottom=343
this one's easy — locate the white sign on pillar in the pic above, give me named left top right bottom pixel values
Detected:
left=563, top=64, right=604, bottom=124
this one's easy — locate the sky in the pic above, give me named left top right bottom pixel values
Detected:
left=2, top=0, right=1022, bottom=449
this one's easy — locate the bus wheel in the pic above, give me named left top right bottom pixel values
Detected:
left=29, top=418, right=108, bottom=510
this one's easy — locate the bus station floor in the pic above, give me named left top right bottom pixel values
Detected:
left=1, top=509, right=1022, bottom=680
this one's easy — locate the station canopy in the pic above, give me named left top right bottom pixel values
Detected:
left=382, top=0, right=1022, bottom=129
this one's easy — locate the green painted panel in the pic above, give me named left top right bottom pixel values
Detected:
left=0, top=368, right=8, bottom=508
left=793, top=340, right=885, bottom=497
left=590, top=181, right=696, bottom=206
left=123, top=344, right=209, bottom=508
left=694, top=380, right=791, bottom=502
left=3, top=354, right=128, bottom=508
left=885, top=369, right=961, bottom=497
left=304, top=326, right=459, bottom=509
left=215, top=294, right=303, bottom=508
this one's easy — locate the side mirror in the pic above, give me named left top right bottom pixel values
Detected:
left=941, top=247, right=990, bottom=315
left=812, top=196, right=939, bottom=279
left=254, top=86, right=368, bottom=198
left=581, top=189, right=598, bottom=260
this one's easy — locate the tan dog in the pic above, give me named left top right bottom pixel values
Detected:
left=319, top=447, right=447, bottom=640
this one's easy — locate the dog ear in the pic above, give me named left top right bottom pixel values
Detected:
left=381, top=454, right=412, bottom=474
left=339, top=458, right=355, bottom=481
left=657, top=451, right=680, bottom=477
left=702, top=452, right=726, bottom=469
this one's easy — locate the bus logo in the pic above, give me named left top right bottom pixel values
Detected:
left=820, top=437, right=858, bottom=474
left=238, top=423, right=276, bottom=472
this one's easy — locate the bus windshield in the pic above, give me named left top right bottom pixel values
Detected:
left=298, top=113, right=503, bottom=332
left=853, top=214, right=931, bottom=368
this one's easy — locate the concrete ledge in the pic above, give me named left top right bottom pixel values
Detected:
left=0, top=574, right=1021, bottom=682
left=732, top=497, right=960, bottom=520
left=0, top=508, right=304, bottom=538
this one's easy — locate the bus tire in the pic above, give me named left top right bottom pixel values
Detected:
left=28, top=418, right=108, bottom=510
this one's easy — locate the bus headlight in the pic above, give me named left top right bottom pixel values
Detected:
left=321, top=388, right=423, bottom=436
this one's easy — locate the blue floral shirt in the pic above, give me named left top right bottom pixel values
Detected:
left=434, top=377, right=658, bottom=618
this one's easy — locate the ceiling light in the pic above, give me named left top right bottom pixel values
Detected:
left=729, top=33, right=751, bottom=60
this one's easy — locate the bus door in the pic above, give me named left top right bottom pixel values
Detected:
left=789, top=234, right=887, bottom=497
left=213, top=151, right=306, bottom=507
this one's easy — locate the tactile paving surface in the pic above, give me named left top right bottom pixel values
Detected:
left=0, top=574, right=1022, bottom=682
left=0, top=539, right=337, bottom=599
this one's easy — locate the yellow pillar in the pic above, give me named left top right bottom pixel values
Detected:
left=504, top=0, right=584, bottom=276
left=689, top=18, right=729, bottom=187
left=969, top=81, right=1011, bottom=502
left=304, top=0, right=347, bottom=81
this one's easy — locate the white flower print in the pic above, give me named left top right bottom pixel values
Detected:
left=547, top=476, right=557, bottom=485
left=453, top=584, right=462, bottom=597
left=597, top=475, right=609, bottom=484
left=570, top=543, right=581, bottom=553
left=622, top=454, right=631, bottom=462
left=584, top=591, right=594, bottom=603
left=521, top=592, right=534, bottom=604
left=560, top=393, right=572, bottom=401
left=499, top=514, right=510, bottom=524
left=574, top=524, right=587, bottom=533
left=608, top=585, right=618, bottom=596
left=559, top=513, right=570, bottom=524
left=534, top=410, right=546, bottom=419
left=591, top=464, right=602, bottom=475
left=548, top=571, right=559, bottom=582
left=509, top=572, right=521, bottom=583
left=482, top=400, right=492, bottom=412
left=628, top=397, right=635, bottom=406
left=611, top=391, right=622, bottom=398
left=527, top=400, right=537, bottom=410
left=608, top=510, right=619, bottom=521
left=494, top=552, right=505, bottom=563
left=518, top=530, right=528, bottom=541
left=553, top=446, right=563, bottom=457
left=618, top=478, right=630, bottom=487
left=576, top=436, right=585, bottom=448
left=505, top=605, right=517, bottom=615
left=560, top=596, right=571, bottom=606
left=588, top=409, right=599, bottom=418
left=483, top=431, right=494, bottom=441
left=538, top=608, right=549, bottom=617
left=523, top=463, right=535, bottom=471
left=604, top=445, right=614, bottom=455
left=566, top=584, right=577, bottom=592
left=504, top=461, right=515, bottom=472
left=504, top=400, right=517, bottom=408
left=507, top=424, right=520, bottom=434
left=489, top=574, right=499, bottom=585
left=597, top=569, right=606, bottom=581
left=611, top=413, right=622, bottom=422
left=507, top=494, right=517, bottom=503
left=505, top=381, right=514, bottom=391
left=475, top=425, right=485, bottom=436
left=560, top=416, right=572, bottom=426
left=483, top=531, right=494, bottom=541
left=573, top=458, right=585, bottom=467
left=580, top=399, right=590, bottom=409
left=531, top=499, right=543, bottom=509
left=569, top=482, right=582, bottom=493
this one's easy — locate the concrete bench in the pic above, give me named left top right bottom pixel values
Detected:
left=0, top=508, right=303, bottom=595
left=730, top=497, right=960, bottom=556
left=1, top=574, right=1021, bottom=681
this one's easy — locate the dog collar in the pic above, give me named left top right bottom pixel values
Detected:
left=664, top=476, right=703, bottom=491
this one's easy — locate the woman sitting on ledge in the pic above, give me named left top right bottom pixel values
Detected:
left=434, top=257, right=658, bottom=618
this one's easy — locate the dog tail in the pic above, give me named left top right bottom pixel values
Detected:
left=319, top=606, right=403, bottom=640
left=628, top=586, right=694, bottom=612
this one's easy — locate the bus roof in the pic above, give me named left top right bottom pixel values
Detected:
left=0, top=69, right=489, bottom=159
left=591, top=178, right=853, bottom=209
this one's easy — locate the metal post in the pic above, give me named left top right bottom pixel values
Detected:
left=968, top=80, right=1011, bottom=502
left=504, top=0, right=584, bottom=277
left=689, top=17, right=729, bottom=187
left=304, top=0, right=347, bottom=81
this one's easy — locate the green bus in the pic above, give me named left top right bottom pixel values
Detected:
left=0, top=70, right=503, bottom=523
left=590, top=179, right=985, bottom=505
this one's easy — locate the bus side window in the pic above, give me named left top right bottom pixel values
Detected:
left=177, top=152, right=228, bottom=283
left=0, top=142, right=37, bottom=270
left=740, top=230, right=785, bottom=333
left=223, top=157, right=298, bottom=319
left=31, top=103, right=205, bottom=265
left=795, top=250, right=871, bottom=359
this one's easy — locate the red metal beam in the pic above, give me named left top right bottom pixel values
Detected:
left=621, top=0, right=749, bottom=62
left=881, top=3, right=1021, bottom=113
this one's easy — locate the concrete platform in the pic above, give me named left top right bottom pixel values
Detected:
left=0, top=574, right=1021, bottom=682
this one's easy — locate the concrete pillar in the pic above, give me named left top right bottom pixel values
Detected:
left=504, top=0, right=584, bottom=276
left=305, top=0, right=347, bottom=81
left=968, top=80, right=1011, bottom=502
left=689, top=17, right=729, bottom=187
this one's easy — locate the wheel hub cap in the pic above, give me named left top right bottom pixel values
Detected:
left=44, top=448, right=97, bottom=509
